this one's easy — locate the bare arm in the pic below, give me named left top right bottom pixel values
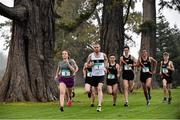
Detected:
left=160, top=61, right=163, bottom=75
left=83, top=63, right=87, bottom=78
left=119, top=56, right=123, bottom=73
left=103, top=53, right=108, bottom=68
left=168, top=61, right=175, bottom=71
left=150, top=57, right=157, bottom=73
left=55, top=65, right=60, bottom=79
left=67, top=60, right=78, bottom=73
left=116, top=63, right=120, bottom=78
left=86, top=54, right=94, bottom=67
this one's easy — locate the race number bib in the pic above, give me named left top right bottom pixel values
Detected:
left=124, top=64, right=132, bottom=70
left=108, top=74, right=115, bottom=79
left=142, top=67, right=150, bottom=73
left=94, top=63, right=105, bottom=70
left=162, top=68, right=168, bottom=74
left=61, top=69, right=71, bottom=77
left=87, top=71, right=92, bottom=77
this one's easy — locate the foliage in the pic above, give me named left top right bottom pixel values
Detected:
left=156, top=15, right=180, bottom=86
left=159, top=0, right=180, bottom=12
left=138, top=20, right=156, bottom=33
left=0, top=20, right=12, bottom=50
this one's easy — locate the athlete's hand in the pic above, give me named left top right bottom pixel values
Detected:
left=129, top=64, right=133, bottom=67
left=167, top=66, right=172, bottom=71
left=152, top=70, right=156, bottom=74
left=117, top=74, right=120, bottom=78
left=104, top=68, right=107, bottom=73
left=55, top=75, right=58, bottom=80
left=89, top=61, right=94, bottom=67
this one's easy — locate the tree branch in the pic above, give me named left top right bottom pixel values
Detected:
left=0, top=2, right=27, bottom=21
left=57, top=0, right=99, bottom=32
left=123, top=0, right=132, bottom=26
left=94, top=9, right=101, bottom=26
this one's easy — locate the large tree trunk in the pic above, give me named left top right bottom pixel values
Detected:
left=0, top=0, right=59, bottom=102
left=100, top=0, right=124, bottom=58
left=141, top=0, right=156, bottom=58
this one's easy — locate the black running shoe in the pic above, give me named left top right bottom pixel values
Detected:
left=72, top=92, right=75, bottom=98
left=168, top=97, right=172, bottom=104
left=130, top=89, right=133, bottom=93
left=90, top=104, right=94, bottom=107
left=162, top=97, right=167, bottom=103
left=124, top=102, right=128, bottom=107
left=147, top=100, right=150, bottom=106
left=88, top=92, right=91, bottom=98
left=60, top=107, right=64, bottom=112
left=113, top=103, right=116, bottom=106
left=148, top=93, right=151, bottom=100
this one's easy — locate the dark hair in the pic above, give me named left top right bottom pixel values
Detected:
left=141, top=48, right=148, bottom=52
left=124, top=45, right=130, bottom=50
left=109, top=53, right=116, bottom=58
left=163, top=52, right=169, bottom=56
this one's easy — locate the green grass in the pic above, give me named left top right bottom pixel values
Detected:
left=0, top=88, right=180, bottom=119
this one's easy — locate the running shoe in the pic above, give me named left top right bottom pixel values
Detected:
left=124, top=102, right=128, bottom=107
left=168, top=97, right=172, bottom=104
left=67, top=100, right=73, bottom=107
left=162, top=97, right=167, bottom=103
left=60, top=107, right=64, bottom=112
left=90, top=104, right=94, bottom=107
left=97, top=106, right=102, bottom=112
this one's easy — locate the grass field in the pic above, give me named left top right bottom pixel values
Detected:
left=0, top=88, right=180, bottom=119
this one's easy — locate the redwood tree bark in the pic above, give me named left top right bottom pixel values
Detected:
left=0, top=0, right=59, bottom=102
left=100, top=0, right=124, bottom=58
left=141, top=0, right=156, bottom=58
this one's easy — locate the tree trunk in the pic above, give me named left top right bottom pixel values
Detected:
left=0, top=0, right=59, bottom=102
left=100, top=0, right=124, bottom=58
left=141, top=0, right=156, bottom=58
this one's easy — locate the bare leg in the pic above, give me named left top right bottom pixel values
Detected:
left=112, top=83, right=118, bottom=105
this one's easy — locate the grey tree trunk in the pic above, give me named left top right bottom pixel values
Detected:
left=0, top=0, right=59, bottom=102
left=141, top=0, right=156, bottom=58
left=100, top=0, right=124, bottom=58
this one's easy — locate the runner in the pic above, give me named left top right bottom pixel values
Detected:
left=83, top=62, right=95, bottom=107
left=106, top=54, right=120, bottom=106
left=160, top=52, right=175, bottom=104
left=55, top=50, right=78, bottom=112
left=87, top=43, right=108, bottom=112
left=120, top=46, right=137, bottom=107
left=137, top=49, right=157, bottom=106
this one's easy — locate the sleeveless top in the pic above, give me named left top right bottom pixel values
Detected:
left=58, top=59, right=76, bottom=77
left=90, top=52, right=105, bottom=76
left=107, top=63, right=117, bottom=80
left=162, top=60, right=172, bottom=77
left=141, top=57, right=151, bottom=73
left=122, top=55, right=134, bottom=72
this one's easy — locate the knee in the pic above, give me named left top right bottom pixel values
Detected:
left=146, top=83, right=151, bottom=88
left=124, top=86, right=128, bottom=91
left=97, top=87, right=102, bottom=92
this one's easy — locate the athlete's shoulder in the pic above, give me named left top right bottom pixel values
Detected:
left=69, top=59, right=76, bottom=64
left=88, top=53, right=94, bottom=58
left=169, top=60, right=173, bottom=64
